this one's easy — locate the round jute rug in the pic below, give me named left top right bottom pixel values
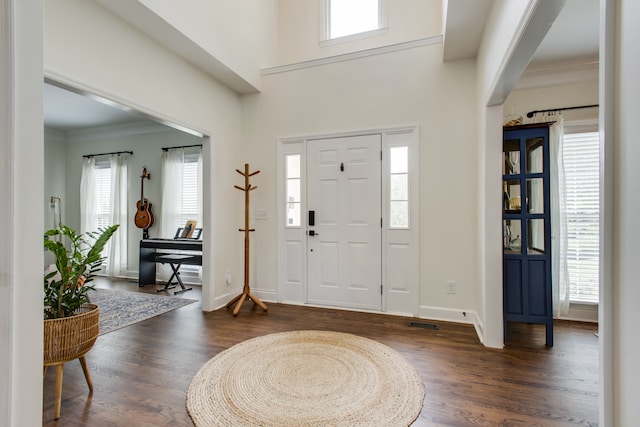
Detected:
left=186, top=330, right=425, bottom=426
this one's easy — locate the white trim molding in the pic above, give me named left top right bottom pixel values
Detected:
left=419, top=306, right=484, bottom=343
left=262, top=36, right=443, bottom=76
left=560, top=303, right=598, bottom=323
left=44, top=73, right=206, bottom=138
left=0, top=1, right=14, bottom=424
left=63, top=121, right=174, bottom=143
left=515, top=59, right=599, bottom=91
left=213, top=289, right=278, bottom=311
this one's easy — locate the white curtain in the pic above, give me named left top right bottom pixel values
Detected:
left=550, top=118, right=570, bottom=317
left=161, top=149, right=184, bottom=238
left=106, top=154, right=129, bottom=277
left=80, top=157, right=97, bottom=235
left=160, top=149, right=184, bottom=280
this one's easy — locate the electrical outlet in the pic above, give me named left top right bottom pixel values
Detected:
left=446, top=280, right=456, bottom=294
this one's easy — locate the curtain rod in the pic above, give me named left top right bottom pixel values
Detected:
left=526, top=104, right=599, bottom=118
left=162, top=144, right=203, bottom=152
left=82, top=150, right=133, bottom=159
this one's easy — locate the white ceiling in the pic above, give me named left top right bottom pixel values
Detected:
left=43, top=83, right=146, bottom=131
left=43, top=0, right=600, bottom=131
left=529, top=0, right=599, bottom=67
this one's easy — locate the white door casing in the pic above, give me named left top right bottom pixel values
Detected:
left=307, top=134, right=382, bottom=310
left=277, top=126, right=419, bottom=316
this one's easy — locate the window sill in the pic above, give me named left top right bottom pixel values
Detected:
left=320, top=27, right=388, bottom=48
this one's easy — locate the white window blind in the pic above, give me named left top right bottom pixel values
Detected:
left=563, top=132, right=599, bottom=304
left=177, top=152, right=201, bottom=276
left=94, top=161, right=111, bottom=230
left=181, top=154, right=199, bottom=226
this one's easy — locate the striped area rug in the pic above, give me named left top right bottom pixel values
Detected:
left=88, top=288, right=196, bottom=335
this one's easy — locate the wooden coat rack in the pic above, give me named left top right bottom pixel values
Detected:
left=226, top=164, right=268, bottom=316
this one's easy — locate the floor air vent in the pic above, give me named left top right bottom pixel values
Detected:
left=407, top=321, right=439, bottom=330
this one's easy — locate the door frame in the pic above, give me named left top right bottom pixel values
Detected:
left=277, top=126, right=420, bottom=316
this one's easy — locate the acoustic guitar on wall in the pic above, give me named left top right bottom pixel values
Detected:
left=135, top=167, right=154, bottom=229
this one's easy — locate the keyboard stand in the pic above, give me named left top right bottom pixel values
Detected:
left=155, top=254, right=194, bottom=294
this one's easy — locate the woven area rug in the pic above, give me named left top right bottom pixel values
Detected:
left=186, top=330, right=425, bottom=426
left=88, top=288, right=197, bottom=335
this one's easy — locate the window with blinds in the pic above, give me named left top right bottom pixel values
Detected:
left=95, top=161, right=112, bottom=230
left=179, top=153, right=201, bottom=276
left=563, top=131, right=599, bottom=304
left=181, top=154, right=200, bottom=226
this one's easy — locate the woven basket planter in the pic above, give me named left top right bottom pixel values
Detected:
left=43, top=304, right=100, bottom=366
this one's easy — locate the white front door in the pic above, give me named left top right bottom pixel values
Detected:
left=307, top=134, right=382, bottom=310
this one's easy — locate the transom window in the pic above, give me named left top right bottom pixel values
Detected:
left=323, top=0, right=386, bottom=41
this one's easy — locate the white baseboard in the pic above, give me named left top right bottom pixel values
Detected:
left=206, top=295, right=486, bottom=344
left=418, top=305, right=484, bottom=343
left=559, top=303, right=599, bottom=323
left=418, top=305, right=478, bottom=325
left=123, top=269, right=202, bottom=286
left=213, top=288, right=278, bottom=311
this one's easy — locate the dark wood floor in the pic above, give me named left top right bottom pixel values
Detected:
left=43, top=279, right=599, bottom=426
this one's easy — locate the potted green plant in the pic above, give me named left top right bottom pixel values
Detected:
left=43, top=224, right=119, bottom=319
left=43, top=223, right=119, bottom=420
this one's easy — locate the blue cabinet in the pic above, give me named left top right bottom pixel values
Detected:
left=503, top=125, right=553, bottom=346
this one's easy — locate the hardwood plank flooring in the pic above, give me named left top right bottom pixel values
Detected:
left=43, top=279, right=598, bottom=426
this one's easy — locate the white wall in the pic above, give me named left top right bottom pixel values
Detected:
left=132, top=0, right=279, bottom=84
left=614, top=0, right=640, bottom=422
left=475, top=0, right=541, bottom=348
left=44, top=129, right=67, bottom=230
left=505, top=81, right=599, bottom=124
left=44, top=0, right=249, bottom=310
left=477, top=0, right=535, bottom=104
left=243, top=42, right=479, bottom=320
left=43, top=130, right=67, bottom=267
left=278, top=0, right=442, bottom=64
left=2, top=0, right=44, bottom=425
left=59, top=127, right=202, bottom=276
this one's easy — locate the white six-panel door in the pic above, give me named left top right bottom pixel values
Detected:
left=306, top=134, right=382, bottom=310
